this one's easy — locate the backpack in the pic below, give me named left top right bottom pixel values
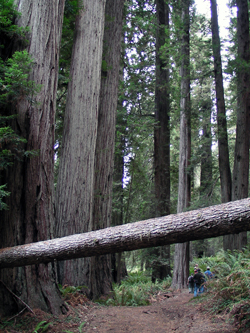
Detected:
left=188, top=275, right=194, bottom=283
left=193, top=273, right=204, bottom=285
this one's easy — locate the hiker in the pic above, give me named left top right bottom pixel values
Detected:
left=187, top=274, right=194, bottom=293
left=204, top=266, right=213, bottom=292
left=193, top=268, right=205, bottom=297
left=204, top=266, right=213, bottom=279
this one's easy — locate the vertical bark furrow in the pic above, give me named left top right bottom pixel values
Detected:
left=55, top=0, right=107, bottom=287
left=0, top=0, right=66, bottom=315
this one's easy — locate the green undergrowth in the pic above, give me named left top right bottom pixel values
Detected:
left=58, top=284, right=85, bottom=297
left=101, top=271, right=172, bottom=307
left=191, top=247, right=250, bottom=332
left=0, top=0, right=40, bottom=210
left=0, top=315, right=54, bottom=333
left=1, top=250, right=250, bottom=332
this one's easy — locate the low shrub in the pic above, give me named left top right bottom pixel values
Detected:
left=105, top=271, right=172, bottom=306
left=193, top=247, right=250, bottom=331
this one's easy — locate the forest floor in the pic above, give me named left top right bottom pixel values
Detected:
left=0, top=289, right=243, bottom=333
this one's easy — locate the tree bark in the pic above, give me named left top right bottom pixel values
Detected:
left=172, top=0, right=191, bottom=289
left=112, top=128, right=125, bottom=284
left=200, top=99, right=212, bottom=198
left=196, top=98, right=213, bottom=257
left=154, top=0, right=170, bottom=217
left=0, top=0, right=66, bottom=316
left=228, top=0, right=250, bottom=250
left=210, top=0, right=232, bottom=205
left=1, top=198, right=250, bottom=269
left=210, top=0, right=233, bottom=251
left=153, top=0, right=171, bottom=280
left=112, top=52, right=126, bottom=285
left=90, top=0, right=125, bottom=299
left=55, top=0, right=106, bottom=287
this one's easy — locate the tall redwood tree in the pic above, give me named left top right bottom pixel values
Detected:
left=172, top=0, right=191, bottom=289
left=153, top=0, right=171, bottom=279
left=0, top=0, right=66, bottom=315
left=210, top=0, right=231, bottom=204
left=89, top=0, right=125, bottom=298
left=55, top=0, right=106, bottom=289
left=230, top=0, right=250, bottom=250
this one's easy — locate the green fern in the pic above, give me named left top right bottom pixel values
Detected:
left=58, top=284, right=86, bottom=297
left=33, top=321, right=52, bottom=333
left=104, top=272, right=171, bottom=307
left=198, top=247, right=250, bottom=330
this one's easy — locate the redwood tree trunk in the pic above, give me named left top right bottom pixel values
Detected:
left=155, top=0, right=170, bottom=217
left=172, top=0, right=191, bottom=289
left=200, top=99, right=212, bottom=198
left=210, top=0, right=233, bottom=251
left=55, top=0, right=106, bottom=287
left=197, top=98, right=212, bottom=258
left=210, top=0, right=231, bottom=205
left=112, top=66, right=127, bottom=285
left=229, top=0, right=250, bottom=250
left=112, top=131, right=125, bottom=284
left=89, top=0, right=125, bottom=299
left=153, top=0, right=171, bottom=279
left=0, top=0, right=66, bottom=316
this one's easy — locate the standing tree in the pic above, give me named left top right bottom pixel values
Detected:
left=152, top=0, right=171, bottom=280
left=172, top=0, right=191, bottom=289
left=55, top=0, right=106, bottom=289
left=189, top=14, right=218, bottom=257
left=89, top=0, right=125, bottom=298
left=112, top=105, right=126, bottom=284
left=200, top=98, right=213, bottom=200
left=195, top=93, right=213, bottom=257
left=230, top=0, right=250, bottom=249
left=154, top=0, right=170, bottom=220
left=210, top=0, right=231, bottom=205
left=111, top=43, right=127, bottom=284
left=210, top=0, right=233, bottom=251
left=0, top=0, right=66, bottom=315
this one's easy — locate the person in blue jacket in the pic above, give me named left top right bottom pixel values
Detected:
left=204, top=266, right=213, bottom=279
left=204, top=266, right=213, bottom=292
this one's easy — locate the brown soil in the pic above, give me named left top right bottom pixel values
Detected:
left=1, top=289, right=241, bottom=333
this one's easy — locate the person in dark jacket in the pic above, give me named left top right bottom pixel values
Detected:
left=193, top=268, right=205, bottom=297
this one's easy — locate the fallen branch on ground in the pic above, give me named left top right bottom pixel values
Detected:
left=0, top=279, right=35, bottom=316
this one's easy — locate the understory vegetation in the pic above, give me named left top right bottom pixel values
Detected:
left=104, top=271, right=172, bottom=306
left=0, top=0, right=39, bottom=210
left=197, top=247, right=250, bottom=331
left=1, top=246, right=250, bottom=332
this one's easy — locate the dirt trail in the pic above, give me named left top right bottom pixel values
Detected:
left=2, top=290, right=239, bottom=333
left=81, top=290, right=236, bottom=333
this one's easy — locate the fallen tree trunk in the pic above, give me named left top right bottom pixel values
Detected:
left=1, top=198, right=250, bottom=269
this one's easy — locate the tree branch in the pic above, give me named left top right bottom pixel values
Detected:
left=0, top=280, right=35, bottom=315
